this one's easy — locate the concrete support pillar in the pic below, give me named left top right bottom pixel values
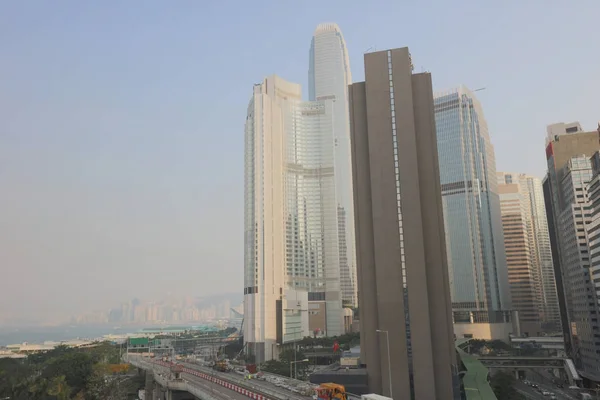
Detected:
left=166, top=389, right=173, bottom=400
left=145, top=371, right=154, bottom=397
left=552, top=368, right=561, bottom=379
left=514, top=370, right=519, bottom=379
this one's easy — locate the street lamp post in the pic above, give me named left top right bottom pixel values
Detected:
left=290, top=359, right=309, bottom=380
left=376, top=329, right=392, bottom=399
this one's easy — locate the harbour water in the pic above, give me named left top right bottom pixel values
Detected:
left=0, top=325, right=146, bottom=346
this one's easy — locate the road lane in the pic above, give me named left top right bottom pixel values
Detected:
left=137, top=359, right=242, bottom=400
left=183, top=372, right=252, bottom=400
left=514, top=382, right=545, bottom=399
left=180, top=361, right=312, bottom=400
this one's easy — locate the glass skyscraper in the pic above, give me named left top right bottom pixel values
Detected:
left=434, top=86, right=511, bottom=329
left=308, top=23, right=357, bottom=308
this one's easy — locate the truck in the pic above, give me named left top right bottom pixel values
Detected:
left=316, top=383, right=347, bottom=400
left=212, top=360, right=229, bottom=372
left=361, top=394, right=393, bottom=400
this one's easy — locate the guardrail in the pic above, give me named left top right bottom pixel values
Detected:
left=131, top=356, right=273, bottom=400
left=155, top=360, right=271, bottom=400
left=129, top=357, right=222, bottom=400
left=179, top=361, right=313, bottom=400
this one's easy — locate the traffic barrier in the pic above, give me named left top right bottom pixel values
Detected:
left=152, top=360, right=270, bottom=400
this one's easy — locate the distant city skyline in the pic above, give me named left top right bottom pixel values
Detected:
left=0, top=292, right=242, bottom=327
left=72, top=294, right=242, bottom=325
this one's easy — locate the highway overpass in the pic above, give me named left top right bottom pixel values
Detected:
left=128, top=354, right=314, bottom=400
left=478, top=356, right=565, bottom=369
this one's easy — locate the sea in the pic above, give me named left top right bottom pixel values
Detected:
left=0, top=325, right=146, bottom=346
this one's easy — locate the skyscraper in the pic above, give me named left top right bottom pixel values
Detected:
left=244, top=76, right=304, bottom=363
left=497, top=172, right=559, bottom=335
left=518, top=174, right=561, bottom=330
left=244, top=74, right=347, bottom=362
left=349, top=47, right=458, bottom=400
left=309, top=23, right=357, bottom=308
left=434, top=86, right=512, bottom=339
left=544, top=123, right=600, bottom=380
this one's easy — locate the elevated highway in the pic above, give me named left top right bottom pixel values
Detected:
left=129, top=354, right=314, bottom=400
left=478, top=356, right=565, bottom=369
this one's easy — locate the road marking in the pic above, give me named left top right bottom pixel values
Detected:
left=515, top=388, right=539, bottom=399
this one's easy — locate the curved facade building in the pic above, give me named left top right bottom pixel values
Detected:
left=434, top=86, right=512, bottom=333
left=309, top=23, right=357, bottom=308
left=244, top=75, right=344, bottom=362
left=244, top=76, right=301, bottom=362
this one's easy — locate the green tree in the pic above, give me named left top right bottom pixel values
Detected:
left=86, top=364, right=128, bottom=400
left=260, top=349, right=311, bottom=379
left=1, top=342, right=139, bottom=399
left=280, top=349, right=309, bottom=380
left=42, top=351, right=94, bottom=395
left=0, top=358, right=36, bottom=400
left=260, top=359, right=289, bottom=376
left=47, top=375, right=71, bottom=400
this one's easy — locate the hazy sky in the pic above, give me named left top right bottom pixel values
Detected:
left=1, top=1, right=598, bottom=323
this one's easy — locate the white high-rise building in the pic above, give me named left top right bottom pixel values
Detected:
left=309, top=23, right=357, bottom=308
left=244, top=75, right=344, bottom=362
left=244, top=23, right=354, bottom=362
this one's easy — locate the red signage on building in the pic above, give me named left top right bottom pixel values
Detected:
left=545, top=142, right=554, bottom=159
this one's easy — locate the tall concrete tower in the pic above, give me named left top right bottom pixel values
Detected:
left=349, top=47, right=458, bottom=400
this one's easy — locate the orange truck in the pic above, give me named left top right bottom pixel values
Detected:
left=316, top=383, right=347, bottom=400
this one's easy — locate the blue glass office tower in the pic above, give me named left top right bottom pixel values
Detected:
left=434, top=87, right=511, bottom=328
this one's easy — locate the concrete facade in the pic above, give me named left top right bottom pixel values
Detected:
left=243, top=75, right=347, bottom=361
left=497, top=172, right=562, bottom=333
left=453, top=321, right=514, bottom=342
left=544, top=124, right=600, bottom=381
left=497, top=173, right=543, bottom=336
left=349, top=47, right=458, bottom=400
